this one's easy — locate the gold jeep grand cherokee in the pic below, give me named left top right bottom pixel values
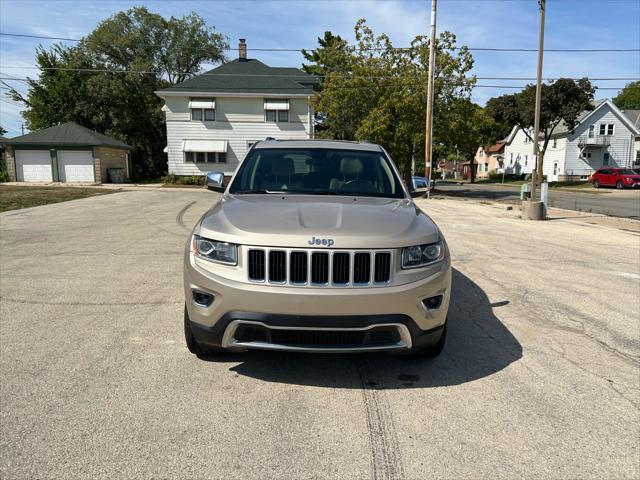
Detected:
left=183, top=140, right=451, bottom=357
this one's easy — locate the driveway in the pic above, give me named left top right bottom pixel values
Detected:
left=436, top=182, right=640, bottom=218
left=1, top=190, right=638, bottom=479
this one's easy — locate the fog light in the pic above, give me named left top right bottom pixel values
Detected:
left=192, top=289, right=214, bottom=307
left=422, top=295, right=443, bottom=311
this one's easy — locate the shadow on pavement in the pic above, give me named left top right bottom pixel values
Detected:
left=213, top=269, right=522, bottom=389
left=434, top=188, right=519, bottom=201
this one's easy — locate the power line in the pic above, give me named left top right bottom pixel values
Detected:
left=0, top=77, right=632, bottom=91
left=1, top=32, right=638, bottom=53
left=0, top=66, right=637, bottom=82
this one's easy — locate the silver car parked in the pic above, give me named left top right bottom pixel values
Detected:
left=184, top=139, right=451, bottom=357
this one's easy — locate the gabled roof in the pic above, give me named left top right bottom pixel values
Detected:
left=157, top=59, right=318, bottom=96
left=503, top=99, right=640, bottom=144
left=486, top=142, right=505, bottom=154
left=4, top=122, right=132, bottom=149
left=622, top=109, right=640, bottom=129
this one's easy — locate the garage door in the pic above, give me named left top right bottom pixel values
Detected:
left=58, top=151, right=95, bottom=182
left=15, top=150, right=53, bottom=182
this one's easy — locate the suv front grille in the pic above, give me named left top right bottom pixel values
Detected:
left=246, top=248, right=393, bottom=286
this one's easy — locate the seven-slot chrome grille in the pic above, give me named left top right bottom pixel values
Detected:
left=246, top=248, right=393, bottom=287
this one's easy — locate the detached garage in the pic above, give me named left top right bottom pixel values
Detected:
left=5, top=122, right=132, bottom=183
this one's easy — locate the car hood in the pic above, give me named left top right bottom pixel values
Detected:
left=197, top=194, right=441, bottom=249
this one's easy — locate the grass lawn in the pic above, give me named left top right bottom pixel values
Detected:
left=0, top=185, right=119, bottom=213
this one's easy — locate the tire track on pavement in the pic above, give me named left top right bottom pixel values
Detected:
left=355, top=356, right=405, bottom=480
left=176, top=201, right=196, bottom=229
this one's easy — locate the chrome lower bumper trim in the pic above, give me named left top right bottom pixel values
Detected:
left=221, top=320, right=412, bottom=352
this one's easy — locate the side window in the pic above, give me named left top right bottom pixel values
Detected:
left=278, top=110, right=289, bottom=122
left=607, top=124, right=614, bottom=136
left=191, top=109, right=202, bottom=121
left=185, top=151, right=194, bottom=162
left=204, top=109, right=215, bottom=121
left=265, top=110, right=277, bottom=122
left=588, top=125, right=595, bottom=138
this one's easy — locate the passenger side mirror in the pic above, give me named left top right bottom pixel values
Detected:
left=205, top=171, right=226, bottom=192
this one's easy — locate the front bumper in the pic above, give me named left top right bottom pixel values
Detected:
left=184, top=251, right=451, bottom=352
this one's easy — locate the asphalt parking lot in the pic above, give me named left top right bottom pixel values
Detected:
left=1, top=189, right=639, bottom=479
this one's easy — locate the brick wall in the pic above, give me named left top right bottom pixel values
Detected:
left=93, top=147, right=129, bottom=183
left=5, top=146, right=16, bottom=182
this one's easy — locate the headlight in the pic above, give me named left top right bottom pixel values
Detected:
left=193, top=235, right=237, bottom=265
left=402, top=241, right=445, bottom=269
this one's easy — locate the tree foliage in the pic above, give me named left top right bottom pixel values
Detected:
left=613, top=81, right=640, bottom=110
left=303, top=19, right=483, bottom=182
left=486, top=78, right=595, bottom=180
left=9, top=7, right=228, bottom=177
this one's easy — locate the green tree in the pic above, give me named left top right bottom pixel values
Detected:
left=9, top=7, right=228, bottom=177
left=0, top=125, right=6, bottom=136
left=613, top=81, right=640, bottom=110
left=305, top=19, right=476, bottom=183
left=486, top=78, right=595, bottom=182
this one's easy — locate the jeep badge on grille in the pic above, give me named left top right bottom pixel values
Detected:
left=308, top=236, right=335, bottom=247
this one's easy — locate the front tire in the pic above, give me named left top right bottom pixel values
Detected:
left=410, top=323, right=447, bottom=358
left=184, top=305, right=226, bottom=357
left=593, top=180, right=600, bottom=188
left=616, top=180, right=624, bottom=190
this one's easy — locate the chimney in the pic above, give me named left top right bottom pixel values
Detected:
left=238, top=38, right=247, bottom=61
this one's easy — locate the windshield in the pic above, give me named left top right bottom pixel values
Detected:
left=229, top=147, right=406, bottom=198
left=617, top=169, right=636, bottom=175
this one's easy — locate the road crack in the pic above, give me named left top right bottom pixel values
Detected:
left=355, top=356, right=405, bottom=480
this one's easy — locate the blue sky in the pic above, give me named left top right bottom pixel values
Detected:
left=1, top=0, right=639, bottom=137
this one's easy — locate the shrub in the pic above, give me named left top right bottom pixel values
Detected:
left=487, top=170, right=502, bottom=181
left=0, top=170, right=9, bottom=183
left=179, top=175, right=205, bottom=186
left=162, top=173, right=177, bottom=184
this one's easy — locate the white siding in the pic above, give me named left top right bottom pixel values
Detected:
left=563, top=103, right=637, bottom=178
left=503, top=128, right=535, bottom=175
left=164, top=95, right=312, bottom=176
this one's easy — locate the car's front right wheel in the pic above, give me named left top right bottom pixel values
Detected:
left=409, top=322, right=447, bottom=358
left=593, top=180, right=600, bottom=188
left=184, top=305, right=226, bottom=357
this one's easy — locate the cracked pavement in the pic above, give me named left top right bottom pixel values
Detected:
left=1, top=190, right=639, bottom=479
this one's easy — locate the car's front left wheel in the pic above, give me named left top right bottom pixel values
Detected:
left=616, top=180, right=624, bottom=189
left=184, top=305, right=226, bottom=357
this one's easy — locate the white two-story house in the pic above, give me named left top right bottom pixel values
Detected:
left=502, top=99, right=640, bottom=181
left=156, top=39, right=318, bottom=178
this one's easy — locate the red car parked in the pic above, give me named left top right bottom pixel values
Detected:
left=590, top=168, right=640, bottom=189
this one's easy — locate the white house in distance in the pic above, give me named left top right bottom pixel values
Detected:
left=156, top=39, right=318, bottom=178
left=502, top=99, right=640, bottom=181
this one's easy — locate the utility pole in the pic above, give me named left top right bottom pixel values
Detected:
left=530, top=0, right=546, bottom=203
left=21, top=122, right=24, bottom=135
left=424, top=0, right=437, bottom=198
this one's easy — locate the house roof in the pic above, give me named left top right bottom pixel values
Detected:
left=486, top=142, right=505, bottom=154
left=552, top=99, right=607, bottom=135
left=622, top=109, right=640, bottom=129
left=157, top=59, right=318, bottom=96
left=3, top=122, right=132, bottom=149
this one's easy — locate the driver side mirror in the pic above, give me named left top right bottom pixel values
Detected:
left=205, top=171, right=226, bottom=192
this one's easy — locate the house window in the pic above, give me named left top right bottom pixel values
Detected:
left=603, top=152, right=610, bottom=166
left=552, top=138, right=557, bottom=149
left=484, top=163, right=489, bottom=172
left=185, top=151, right=226, bottom=163
left=191, top=108, right=215, bottom=121
left=582, top=152, right=592, bottom=159
left=524, top=154, right=528, bottom=166
left=600, top=123, right=614, bottom=136
left=588, top=125, right=595, bottom=138
left=264, top=98, right=290, bottom=123
left=510, top=153, right=513, bottom=165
